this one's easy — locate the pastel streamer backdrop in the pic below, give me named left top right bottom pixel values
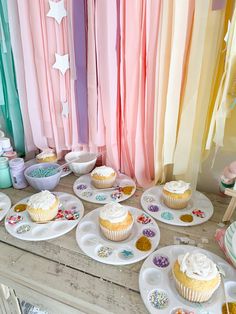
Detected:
left=0, top=0, right=234, bottom=188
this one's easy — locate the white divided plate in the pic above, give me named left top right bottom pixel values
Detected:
left=225, top=222, right=236, bottom=268
left=73, top=173, right=136, bottom=204
left=141, top=186, right=213, bottom=226
left=76, top=206, right=160, bottom=265
left=0, top=193, right=11, bottom=221
left=139, top=245, right=236, bottom=314
left=5, top=192, right=84, bottom=241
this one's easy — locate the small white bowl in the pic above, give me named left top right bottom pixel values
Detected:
left=65, top=151, right=97, bottom=176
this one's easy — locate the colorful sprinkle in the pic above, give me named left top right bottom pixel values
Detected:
left=7, top=215, right=23, bottom=225
left=172, top=309, right=195, bottom=314
left=161, top=211, right=174, bottom=220
left=222, top=303, right=236, bottom=314
left=192, top=209, right=206, bottom=218
left=119, top=249, right=134, bottom=259
left=16, top=224, right=31, bottom=234
left=65, top=211, right=80, bottom=220
left=97, top=246, right=113, bottom=258
left=137, top=214, right=152, bottom=224
left=14, top=204, right=27, bottom=212
left=120, top=186, right=134, bottom=195
left=81, top=191, right=93, bottom=198
left=148, top=204, right=159, bottom=212
left=153, top=255, right=169, bottom=268
left=77, top=184, right=87, bottom=190
left=54, top=209, right=80, bottom=220
left=142, top=228, right=156, bottom=237
left=143, top=195, right=156, bottom=203
left=180, top=214, right=193, bottom=223
left=28, top=167, right=58, bottom=178
left=136, top=236, right=152, bottom=251
left=95, top=194, right=107, bottom=201
left=149, top=290, right=169, bottom=309
left=111, top=192, right=122, bottom=200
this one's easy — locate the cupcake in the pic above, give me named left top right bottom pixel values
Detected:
left=162, top=180, right=192, bottom=209
left=27, top=190, right=59, bottom=223
left=99, top=203, right=134, bottom=241
left=91, top=166, right=116, bottom=189
left=36, top=149, right=57, bottom=163
left=172, top=252, right=221, bottom=303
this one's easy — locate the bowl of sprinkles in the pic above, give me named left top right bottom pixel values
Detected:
left=24, top=163, right=62, bottom=191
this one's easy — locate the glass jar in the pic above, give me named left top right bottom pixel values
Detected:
left=9, top=158, right=28, bottom=189
left=0, top=157, right=12, bottom=188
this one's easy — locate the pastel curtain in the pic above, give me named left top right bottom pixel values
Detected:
left=0, top=0, right=25, bottom=155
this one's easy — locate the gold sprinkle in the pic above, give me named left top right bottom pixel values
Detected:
left=136, top=236, right=151, bottom=251
left=14, top=204, right=27, bottom=212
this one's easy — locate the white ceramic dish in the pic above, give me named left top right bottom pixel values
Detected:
left=0, top=192, right=11, bottom=221
left=73, top=173, right=136, bottom=204
left=65, top=151, right=97, bottom=176
left=225, top=221, right=236, bottom=268
left=141, top=186, right=213, bottom=226
left=76, top=206, right=160, bottom=265
left=5, top=192, right=84, bottom=241
left=139, top=245, right=236, bottom=314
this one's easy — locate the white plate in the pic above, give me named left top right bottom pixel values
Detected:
left=225, top=222, right=236, bottom=268
left=76, top=206, right=160, bottom=265
left=5, top=192, right=84, bottom=241
left=141, top=186, right=213, bottom=226
left=73, top=173, right=136, bottom=204
left=0, top=193, right=11, bottom=221
left=139, top=245, right=236, bottom=314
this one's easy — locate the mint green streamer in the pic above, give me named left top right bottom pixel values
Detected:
left=0, top=0, right=25, bottom=155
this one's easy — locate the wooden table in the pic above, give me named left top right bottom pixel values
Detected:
left=0, top=175, right=234, bottom=314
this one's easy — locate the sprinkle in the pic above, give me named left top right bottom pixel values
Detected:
left=120, top=186, right=134, bottom=195
left=16, top=224, right=31, bottom=234
left=119, top=250, right=134, bottom=259
left=153, top=255, right=169, bottom=268
left=173, top=309, right=195, bottom=314
left=192, top=209, right=205, bottom=218
left=137, top=214, right=152, bottom=224
left=148, top=204, right=159, bottom=212
left=14, top=204, right=27, bottom=212
left=142, top=228, right=156, bottom=237
left=111, top=192, right=122, bottom=200
left=77, top=184, right=87, bottom=190
left=161, top=211, right=174, bottom=220
left=81, top=191, right=93, bottom=198
left=95, top=194, right=107, bottom=201
left=97, top=246, right=113, bottom=258
left=149, top=290, right=169, bottom=309
left=7, top=215, right=23, bottom=225
left=143, top=195, right=156, bottom=203
left=28, top=167, right=58, bottom=178
left=136, top=236, right=152, bottom=251
left=180, top=214, right=193, bottom=223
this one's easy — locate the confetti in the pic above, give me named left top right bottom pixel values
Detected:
left=137, top=214, right=152, bottom=224
left=180, top=214, right=193, bottom=223
left=7, top=215, right=23, bottom=225
left=95, top=194, right=107, bottom=201
left=192, top=209, right=205, bottom=218
left=97, top=246, right=113, bottom=258
left=77, top=184, right=87, bottom=190
left=143, top=195, right=156, bottom=203
left=149, top=290, right=169, bottom=309
left=136, top=236, right=151, bottom=251
left=16, top=224, right=31, bottom=234
left=119, top=249, right=134, bottom=259
left=148, top=204, right=159, bottom=212
left=142, top=228, right=156, bottom=237
left=81, top=191, right=93, bottom=198
left=173, top=309, right=195, bottom=314
left=153, top=255, right=169, bottom=268
left=161, top=211, right=174, bottom=220
left=14, top=204, right=27, bottom=212
left=111, top=192, right=122, bottom=200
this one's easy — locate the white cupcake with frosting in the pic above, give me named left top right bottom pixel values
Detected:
left=99, top=203, right=134, bottom=241
left=27, top=190, right=59, bottom=223
left=172, top=252, right=221, bottom=302
left=162, top=180, right=192, bottom=209
left=91, top=166, right=116, bottom=189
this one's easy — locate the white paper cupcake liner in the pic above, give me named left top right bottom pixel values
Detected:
left=91, top=175, right=116, bottom=189
left=100, top=220, right=134, bottom=241
left=172, top=271, right=220, bottom=302
left=162, top=193, right=192, bottom=209
left=27, top=200, right=59, bottom=223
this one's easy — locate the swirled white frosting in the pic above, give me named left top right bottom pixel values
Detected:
left=178, top=252, right=219, bottom=281
left=27, top=190, right=56, bottom=210
left=164, top=180, right=190, bottom=194
left=91, top=166, right=115, bottom=177
left=99, top=203, right=128, bottom=223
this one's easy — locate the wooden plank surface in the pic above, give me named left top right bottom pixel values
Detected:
left=0, top=174, right=234, bottom=313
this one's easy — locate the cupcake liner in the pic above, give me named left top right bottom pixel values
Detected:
left=172, top=271, right=220, bottom=303
left=91, top=175, right=116, bottom=189
left=28, top=207, right=58, bottom=223
left=100, top=220, right=134, bottom=241
left=162, top=192, right=192, bottom=209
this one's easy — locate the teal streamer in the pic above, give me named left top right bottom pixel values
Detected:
left=0, top=0, right=25, bottom=155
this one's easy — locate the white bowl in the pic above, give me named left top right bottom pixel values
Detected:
left=65, top=151, right=97, bottom=176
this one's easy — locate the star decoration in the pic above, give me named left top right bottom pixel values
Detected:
left=53, top=53, right=69, bottom=75
left=47, top=0, right=67, bottom=24
left=61, top=101, right=69, bottom=118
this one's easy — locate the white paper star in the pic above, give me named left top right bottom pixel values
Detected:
left=47, top=0, right=67, bottom=24
left=53, top=53, right=69, bottom=75
left=61, top=101, right=69, bottom=118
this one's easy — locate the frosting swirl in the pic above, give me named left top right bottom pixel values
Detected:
left=164, top=180, right=190, bottom=194
left=91, top=166, right=115, bottom=177
left=178, top=252, right=219, bottom=281
left=27, top=190, right=56, bottom=210
left=99, top=203, right=128, bottom=223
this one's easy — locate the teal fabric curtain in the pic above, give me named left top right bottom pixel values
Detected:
left=0, top=0, right=24, bottom=155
